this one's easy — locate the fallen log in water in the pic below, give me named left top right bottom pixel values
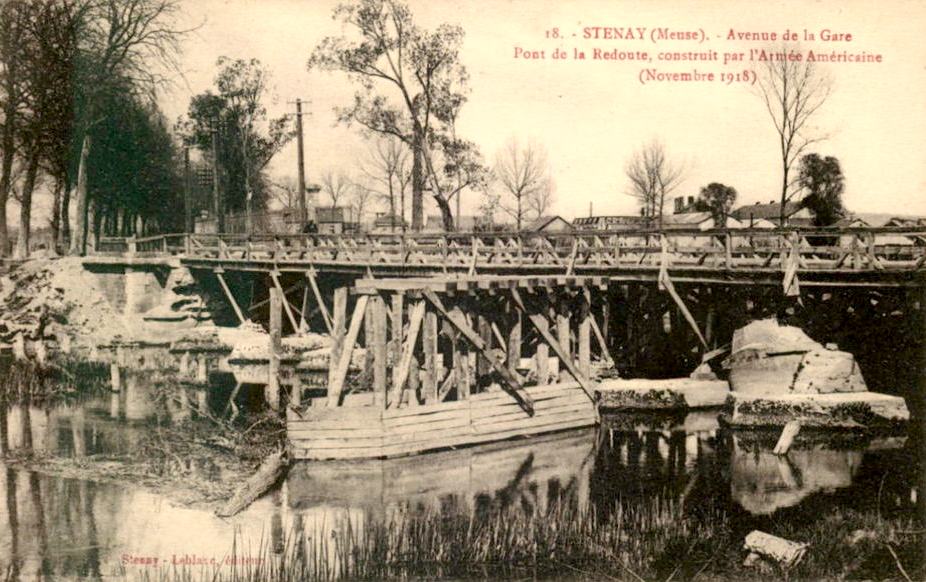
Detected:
left=743, top=530, right=808, bottom=569
left=216, top=450, right=288, bottom=518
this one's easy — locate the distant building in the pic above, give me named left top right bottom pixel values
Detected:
left=731, top=200, right=813, bottom=227
left=423, top=214, right=492, bottom=233
left=316, top=206, right=359, bottom=234
left=524, top=216, right=574, bottom=233
left=572, top=215, right=649, bottom=231
left=370, top=212, right=408, bottom=234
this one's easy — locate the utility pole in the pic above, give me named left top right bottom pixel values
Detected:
left=296, top=98, right=307, bottom=225
left=183, top=147, right=192, bottom=233
left=211, top=127, right=224, bottom=233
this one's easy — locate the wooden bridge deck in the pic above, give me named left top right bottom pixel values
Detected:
left=89, top=227, right=926, bottom=287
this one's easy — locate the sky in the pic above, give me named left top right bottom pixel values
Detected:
left=157, top=0, right=926, bottom=221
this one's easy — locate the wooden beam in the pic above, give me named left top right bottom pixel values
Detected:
left=267, top=287, right=282, bottom=411
left=579, top=293, right=591, bottom=377
left=583, top=288, right=616, bottom=368
left=371, top=294, right=387, bottom=407
left=270, top=270, right=300, bottom=333
left=422, top=290, right=534, bottom=416
left=328, top=287, right=347, bottom=393
left=512, top=288, right=598, bottom=407
left=391, top=299, right=426, bottom=406
left=507, top=303, right=521, bottom=376
left=306, top=269, right=333, bottom=334
left=422, top=307, right=439, bottom=403
left=326, top=295, right=369, bottom=407
left=215, top=270, right=246, bottom=324
left=299, top=286, right=310, bottom=332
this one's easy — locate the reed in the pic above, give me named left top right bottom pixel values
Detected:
left=133, top=498, right=922, bottom=582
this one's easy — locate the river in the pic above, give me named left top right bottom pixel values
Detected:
left=0, top=348, right=921, bottom=579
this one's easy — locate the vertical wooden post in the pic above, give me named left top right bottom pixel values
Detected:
left=507, top=303, right=521, bottom=376
left=477, top=313, right=492, bottom=378
left=196, top=356, right=208, bottom=383
left=579, top=292, right=591, bottom=378
left=389, top=292, right=405, bottom=407
left=535, top=313, right=550, bottom=385
left=454, top=333, right=470, bottom=400
left=556, top=293, right=571, bottom=380
left=267, top=287, right=282, bottom=411
left=371, top=295, right=387, bottom=407
left=328, top=287, right=348, bottom=394
left=109, top=363, right=121, bottom=392
left=422, top=307, right=439, bottom=403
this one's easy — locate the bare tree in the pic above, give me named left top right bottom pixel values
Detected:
left=526, top=178, right=556, bottom=221
left=320, top=170, right=352, bottom=209
left=754, top=46, right=832, bottom=224
left=624, top=139, right=685, bottom=226
left=494, top=137, right=552, bottom=231
left=350, top=183, right=376, bottom=230
left=360, top=137, right=412, bottom=231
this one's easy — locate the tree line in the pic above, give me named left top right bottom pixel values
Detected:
left=0, top=0, right=192, bottom=258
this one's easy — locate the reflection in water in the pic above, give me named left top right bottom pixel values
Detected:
left=0, top=347, right=919, bottom=578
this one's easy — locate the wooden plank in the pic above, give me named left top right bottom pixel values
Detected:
left=511, top=288, right=598, bottom=410
left=423, top=290, right=535, bottom=416
left=326, top=295, right=369, bottom=407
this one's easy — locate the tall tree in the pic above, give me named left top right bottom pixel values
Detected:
left=625, top=139, right=684, bottom=226
left=754, top=47, right=832, bottom=224
left=309, top=0, right=485, bottom=231
left=0, top=0, right=30, bottom=256
left=695, top=182, right=737, bottom=226
left=798, top=153, right=845, bottom=227
left=494, top=137, right=552, bottom=231
left=178, top=57, right=294, bottom=231
left=69, top=0, right=190, bottom=255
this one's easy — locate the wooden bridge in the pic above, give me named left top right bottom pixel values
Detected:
left=83, top=226, right=926, bottom=459
left=93, top=226, right=926, bottom=288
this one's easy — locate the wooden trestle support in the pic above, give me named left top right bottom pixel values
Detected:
left=286, top=275, right=611, bottom=460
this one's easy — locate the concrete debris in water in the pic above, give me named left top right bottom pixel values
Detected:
left=724, top=318, right=867, bottom=396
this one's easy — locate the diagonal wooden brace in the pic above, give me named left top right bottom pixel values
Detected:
left=422, top=290, right=534, bottom=416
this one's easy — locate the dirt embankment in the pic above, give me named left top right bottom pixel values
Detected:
left=0, top=258, right=138, bottom=352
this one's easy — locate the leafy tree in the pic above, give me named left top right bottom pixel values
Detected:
left=625, top=139, right=684, bottom=226
left=310, top=0, right=486, bottom=231
left=178, top=57, right=294, bottom=232
left=754, top=45, right=831, bottom=224
left=798, top=153, right=845, bottom=226
left=69, top=0, right=191, bottom=255
left=694, top=182, right=737, bottom=226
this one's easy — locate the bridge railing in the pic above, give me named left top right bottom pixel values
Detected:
left=90, top=226, right=926, bottom=272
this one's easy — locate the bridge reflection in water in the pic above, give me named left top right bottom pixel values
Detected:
left=0, top=352, right=918, bottom=578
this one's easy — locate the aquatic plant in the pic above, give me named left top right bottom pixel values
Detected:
left=129, top=499, right=924, bottom=581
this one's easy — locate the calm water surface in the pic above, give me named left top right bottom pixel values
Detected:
left=0, top=348, right=921, bottom=579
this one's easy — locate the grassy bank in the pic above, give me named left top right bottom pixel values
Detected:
left=131, top=499, right=922, bottom=581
